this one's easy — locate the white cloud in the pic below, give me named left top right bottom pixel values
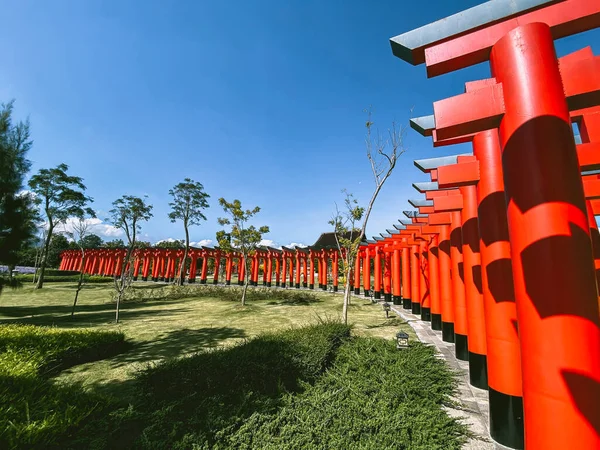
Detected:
left=190, top=239, right=213, bottom=247
left=59, top=217, right=124, bottom=239
left=259, top=239, right=278, bottom=248
left=287, top=242, right=307, bottom=248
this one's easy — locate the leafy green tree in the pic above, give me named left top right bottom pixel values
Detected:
left=104, top=239, right=125, bottom=248
left=154, top=240, right=184, bottom=249
left=0, top=101, right=39, bottom=292
left=28, top=164, right=93, bottom=289
left=109, top=195, right=153, bottom=322
left=44, top=233, right=74, bottom=269
left=168, top=178, right=210, bottom=285
left=330, top=109, right=405, bottom=324
left=217, top=198, right=269, bottom=306
left=80, top=233, right=103, bottom=249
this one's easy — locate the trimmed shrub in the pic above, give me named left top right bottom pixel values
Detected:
left=0, top=324, right=126, bottom=448
left=15, top=274, right=114, bottom=283
left=43, top=269, right=82, bottom=277
left=121, top=284, right=322, bottom=304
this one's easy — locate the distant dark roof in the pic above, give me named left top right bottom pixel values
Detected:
left=311, top=231, right=366, bottom=250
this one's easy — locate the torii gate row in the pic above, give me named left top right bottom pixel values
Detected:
left=409, top=91, right=600, bottom=449
left=391, top=1, right=600, bottom=447
left=59, top=246, right=345, bottom=290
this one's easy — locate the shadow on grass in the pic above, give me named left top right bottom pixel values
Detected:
left=0, top=299, right=197, bottom=327
left=265, top=297, right=323, bottom=306
left=365, top=317, right=407, bottom=329
left=81, top=322, right=351, bottom=449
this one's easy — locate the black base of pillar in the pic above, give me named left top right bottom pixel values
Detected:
left=384, top=293, right=392, bottom=302
left=200, top=279, right=206, bottom=285
left=152, top=277, right=157, bottom=282
left=160, top=277, right=165, bottom=282
left=238, top=281, right=243, bottom=286
left=393, top=295, right=402, bottom=305
left=354, top=288, right=360, bottom=295
left=489, top=387, right=524, bottom=449
left=263, top=281, right=267, bottom=286
left=226, top=280, right=231, bottom=285
left=421, top=307, right=431, bottom=322
left=142, top=276, right=148, bottom=282
left=374, top=291, right=381, bottom=299
left=133, top=276, right=138, bottom=281
left=213, top=279, right=218, bottom=285
left=309, top=284, right=314, bottom=289
left=281, top=283, right=286, bottom=288
left=380, top=289, right=384, bottom=295
left=431, top=313, right=442, bottom=330
left=276, top=281, right=280, bottom=287
left=364, top=290, right=370, bottom=297
left=411, top=302, right=421, bottom=315
left=266, top=282, right=271, bottom=287
left=188, top=278, right=195, bottom=284
left=455, top=334, right=469, bottom=361
left=333, top=286, right=338, bottom=292
left=294, top=283, right=299, bottom=288
left=318, top=284, right=322, bottom=289
left=469, top=352, right=488, bottom=390
left=322, top=285, right=327, bottom=291
left=303, top=282, right=307, bottom=288
left=442, top=322, right=455, bottom=342
left=402, top=298, right=411, bottom=309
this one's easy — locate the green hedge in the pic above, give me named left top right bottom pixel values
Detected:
left=15, top=274, right=114, bottom=283
left=0, top=324, right=126, bottom=448
left=43, top=269, right=81, bottom=277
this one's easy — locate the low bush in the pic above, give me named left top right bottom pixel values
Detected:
left=43, top=269, right=82, bottom=277
left=0, top=324, right=126, bottom=449
left=121, top=284, right=322, bottom=304
left=81, top=323, right=467, bottom=449
left=15, top=274, right=114, bottom=283
left=225, top=339, right=468, bottom=449
left=84, top=321, right=352, bottom=448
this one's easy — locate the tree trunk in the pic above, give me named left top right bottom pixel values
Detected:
left=342, top=267, right=352, bottom=325
left=35, top=226, right=53, bottom=290
left=241, top=255, right=250, bottom=306
left=72, top=249, right=85, bottom=317
left=115, top=245, right=133, bottom=323
left=178, top=226, right=190, bottom=286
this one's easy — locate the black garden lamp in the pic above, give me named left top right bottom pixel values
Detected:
left=382, top=301, right=391, bottom=318
left=396, top=331, right=409, bottom=349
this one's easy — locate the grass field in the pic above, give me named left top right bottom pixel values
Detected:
left=0, top=282, right=413, bottom=402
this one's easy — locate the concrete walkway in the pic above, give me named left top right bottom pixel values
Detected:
left=390, top=304, right=505, bottom=450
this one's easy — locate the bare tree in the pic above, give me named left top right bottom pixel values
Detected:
left=64, top=214, right=95, bottom=317
left=109, top=195, right=153, bottom=323
left=330, top=109, right=406, bottom=324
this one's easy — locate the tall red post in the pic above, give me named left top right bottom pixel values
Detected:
left=363, top=247, right=371, bottom=297
left=419, top=240, right=431, bottom=321
left=354, top=252, right=361, bottom=295
left=450, top=210, right=468, bottom=361
left=266, top=255, right=273, bottom=287
left=401, top=246, right=411, bottom=309
left=490, top=24, right=600, bottom=448
left=460, top=184, right=488, bottom=389
left=332, top=251, right=339, bottom=292
left=200, top=255, right=208, bottom=284
left=308, top=251, right=314, bottom=289
left=428, top=235, right=442, bottom=330
left=373, top=245, right=382, bottom=299
left=392, top=248, right=402, bottom=305
left=382, top=249, right=392, bottom=302
left=410, top=243, right=420, bottom=314
left=295, top=253, right=301, bottom=288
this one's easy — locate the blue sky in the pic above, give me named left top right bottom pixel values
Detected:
left=2, top=1, right=599, bottom=247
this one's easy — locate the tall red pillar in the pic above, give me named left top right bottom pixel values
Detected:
left=410, top=243, right=420, bottom=314
left=460, top=184, right=488, bottom=389
left=392, top=248, right=402, bottom=305
left=490, top=24, right=600, bottom=449
left=428, top=235, right=441, bottom=330
left=401, top=246, right=411, bottom=309
left=354, top=252, right=361, bottom=295
left=450, top=210, right=468, bottom=361
left=419, top=239, right=431, bottom=321
left=363, top=247, right=371, bottom=297
left=373, top=246, right=382, bottom=300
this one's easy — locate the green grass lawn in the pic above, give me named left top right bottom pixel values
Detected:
left=0, top=283, right=467, bottom=449
left=0, top=282, right=413, bottom=402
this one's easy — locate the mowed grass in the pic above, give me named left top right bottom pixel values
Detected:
left=0, top=282, right=413, bottom=401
